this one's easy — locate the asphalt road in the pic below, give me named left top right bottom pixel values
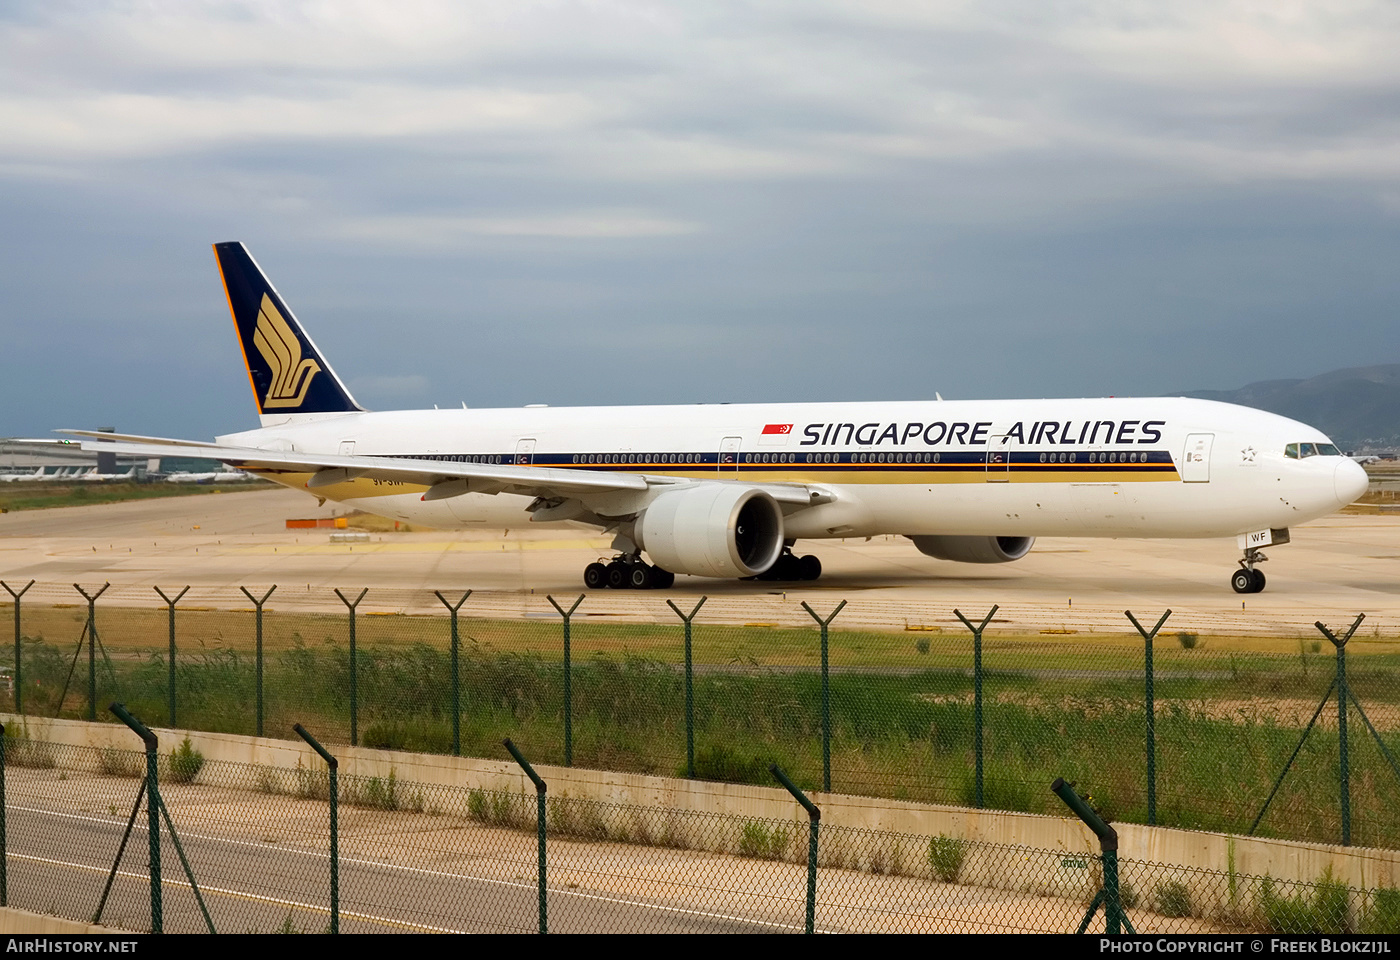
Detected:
left=6, top=771, right=804, bottom=934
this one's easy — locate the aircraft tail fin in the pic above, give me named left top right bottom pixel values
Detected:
left=213, top=242, right=363, bottom=421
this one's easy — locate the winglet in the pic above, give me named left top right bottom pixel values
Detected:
left=213, top=242, right=363, bottom=418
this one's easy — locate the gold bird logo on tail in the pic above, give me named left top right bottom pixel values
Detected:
left=253, top=294, right=321, bottom=409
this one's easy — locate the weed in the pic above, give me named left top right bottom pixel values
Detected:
left=738, top=821, right=789, bottom=860
left=167, top=737, right=204, bottom=783
left=98, top=747, right=142, bottom=778
left=3, top=729, right=55, bottom=769
left=357, top=771, right=399, bottom=810
left=549, top=797, right=610, bottom=840
left=928, top=834, right=966, bottom=883
left=915, top=639, right=930, bottom=655
left=1177, top=632, right=1198, bottom=649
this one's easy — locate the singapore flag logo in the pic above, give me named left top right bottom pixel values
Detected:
left=761, top=424, right=793, bottom=435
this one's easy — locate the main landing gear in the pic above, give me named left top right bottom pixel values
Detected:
left=584, top=556, right=676, bottom=590
left=1231, top=547, right=1268, bottom=594
left=747, top=549, right=822, bottom=582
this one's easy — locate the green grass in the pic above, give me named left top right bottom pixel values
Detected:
left=0, top=480, right=275, bottom=513
left=9, top=636, right=1400, bottom=848
left=7, top=602, right=1400, bottom=850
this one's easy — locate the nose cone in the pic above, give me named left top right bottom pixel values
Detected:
left=1334, top=459, right=1369, bottom=505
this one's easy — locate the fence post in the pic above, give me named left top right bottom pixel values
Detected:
left=435, top=591, right=472, bottom=757
left=1125, top=609, right=1171, bottom=826
left=770, top=764, right=820, bottom=934
left=666, top=597, right=707, bottom=778
left=0, top=722, right=6, bottom=907
left=240, top=587, right=276, bottom=737
left=954, top=606, right=998, bottom=809
left=504, top=738, right=548, bottom=934
left=154, top=587, right=189, bottom=727
left=1052, top=777, right=1135, bottom=935
left=1316, top=615, right=1365, bottom=847
left=109, top=703, right=160, bottom=933
left=334, top=588, right=367, bottom=747
left=546, top=595, right=583, bottom=767
left=801, top=600, right=846, bottom=793
left=74, top=583, right=110, bottom=721
left=0, top=581, right=33, bottom=714
left=294, top=723, right=339, bottom=934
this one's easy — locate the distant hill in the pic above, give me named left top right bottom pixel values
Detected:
left=1174, top=364, right=1400, bottom=451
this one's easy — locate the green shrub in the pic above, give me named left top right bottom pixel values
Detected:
left=1362, top=888, right=1400, bottom=934
left=1177, top=632, right=1198, bottom=649
left=691, top=745, right=775, bottom=786
left=167, top=737, right=204, bottom=783
left=1156, top=880, right=1193, bottom=918
left=1260, top=869, right=1350, bottom=934
left=928, top=834, right=966, bottom=883
left=738, top=821, right=788, bottom=860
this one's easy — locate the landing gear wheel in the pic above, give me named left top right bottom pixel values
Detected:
left=1231, top=569, right=1254, bottom=594
left=1249, top=569, right=1266, bottom=593
left=797, top=555, right=822, bottom=581
left=629, top=564, right=654, bottom=589
left=606, top=562, right=629, bottom=589
left=583, top=562, right=608, bottom=590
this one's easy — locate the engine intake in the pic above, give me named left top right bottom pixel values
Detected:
left=637, top=484, right=784, bottom=578
left=909, top=535, right=1035, bottom=564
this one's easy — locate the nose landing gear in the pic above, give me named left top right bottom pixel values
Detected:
left=1231, top=547, right=1268, bottom=594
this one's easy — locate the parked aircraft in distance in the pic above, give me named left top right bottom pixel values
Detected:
left=164, top=470, right=253, bottom=484
left=0, top=467, right=45, bottom=482
left=65, top=243, right=1370, bottom=593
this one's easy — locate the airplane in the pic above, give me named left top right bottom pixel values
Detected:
left=62, top=242, right=1370, bottom=594
left=164, top=470, right=253, bottom=483
left=0, top=466, right=45, bottom=482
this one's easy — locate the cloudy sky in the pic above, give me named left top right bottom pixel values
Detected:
left=2, top=1, right=1398, bottom=439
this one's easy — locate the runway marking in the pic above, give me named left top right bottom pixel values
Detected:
left=12, top=802, right=810, bottom=932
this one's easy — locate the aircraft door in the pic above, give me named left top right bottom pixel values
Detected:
left=986, top=434, right=1012, bottom=482
left=1182, top=433, right=1213, bottom=482
left=515, top=438, right=536, bottom=466
left=719, top=437, right=741, bottom=476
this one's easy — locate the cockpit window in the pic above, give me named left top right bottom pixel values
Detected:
left=1286, top=442, right=1341, bottom=459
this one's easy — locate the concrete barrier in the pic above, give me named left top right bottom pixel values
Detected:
left=0, top=906, right=133, bottom=935
left=7, top=713, right=1398, bottom=898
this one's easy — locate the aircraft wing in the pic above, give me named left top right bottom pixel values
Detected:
left=56, top=430, right=824, bottom=507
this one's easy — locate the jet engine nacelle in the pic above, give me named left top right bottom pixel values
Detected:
left=637, top=484, right=784, bottom=578
left=909, top=535, right=1035, bottom=563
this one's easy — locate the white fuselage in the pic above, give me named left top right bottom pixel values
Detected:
left=221, top=396, right=1366, bottom=541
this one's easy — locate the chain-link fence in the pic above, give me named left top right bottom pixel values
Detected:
left=2, top=583, right=1398, bottom=849
left=3, top=727, right=1397, bottom=934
